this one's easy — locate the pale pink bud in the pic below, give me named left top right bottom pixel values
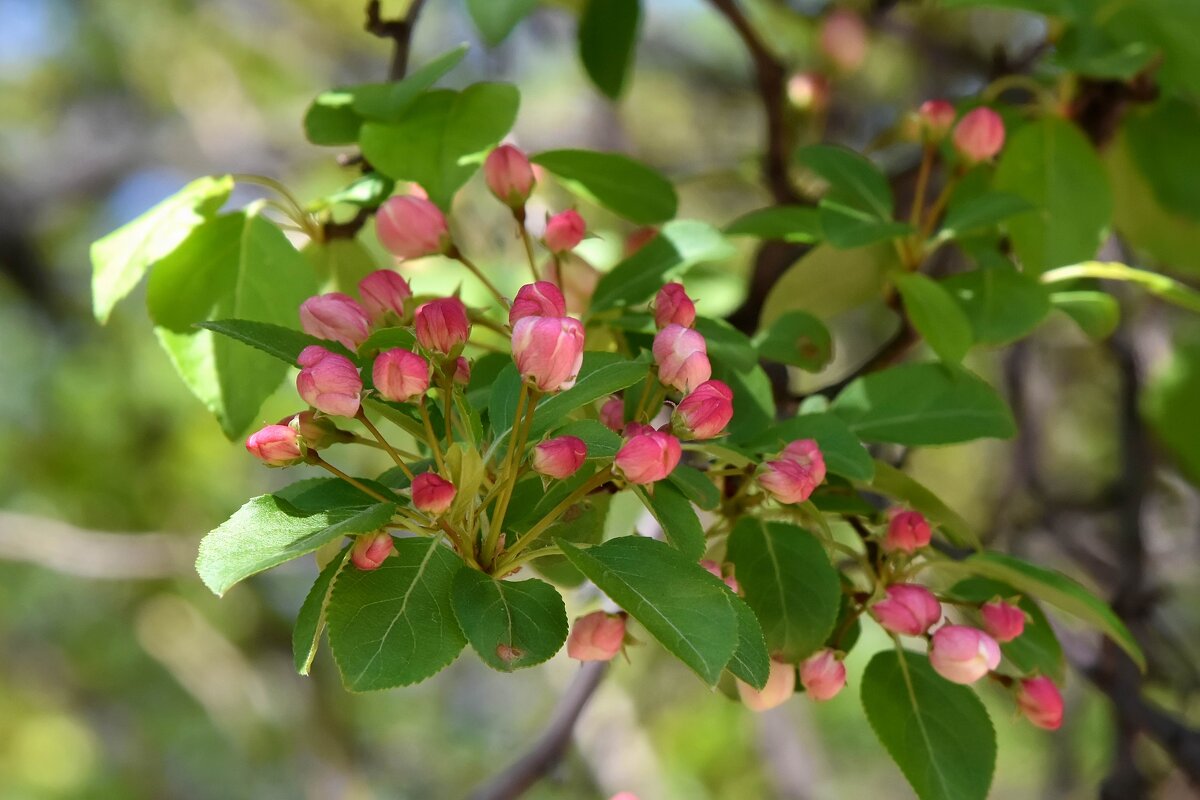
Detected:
left=653, top=282, right=697, bottom=329
left=787, top=71, right=830, bottom=112
left=484, top=144, right=536, bottom=208
left=1017, top=676, right=1064, bottom=730
left=870, top=584, right=942, bottom=636
left=454, top=356, right=471, bottom=385
left=376, top=194, right=452, bottom=259
left=820, top=10, right=868, bottom=73
left=929, top=626, right=1002, bottom=684
left=610, top=794, right=639, bottom=800
left=372, top=348, right=430, bottom=403
left=800, top=649, right=847, bottom=702
left=532, top=436, right=588, bottom=479
left=414, top=297, right=470, bottom=354
left=279, top=410, right=351, bottom=450
left=296, top=347, right=362, bottom=418
left=245, top=424, right=303, bottom=466
left=884, top=509, right=932, bottom=553
left=509, top=281, right=567, bottom=325
left=299, top=293, right=371, bottom=351
left=953, top=107, right=1006, bottom=164
left=511, top=316, right=586, bottom=392
left=757, top=439, right=826, bottom=504
left=737, top=658, right=796, bottom=712
left=672, top=379, right=733, bottom=440
left=623, top=226, right=659, bottom=258
left=653, top=324, right=711, bottom=393
left=566, top=611, right=626, bottom=661
left=358, top=270, right=412, bottom=323
left=981, top=600, right=1026, bottom=643
left=614, top=430, right=682, bottom=484
left=411, top=473, right=456, bottom=515
left=918, top=99, right=957, bottom=140
left=351, top=532, right=394, bottom=571
left=544, top=209, right=586, bottom=254
left=600, top=395, right=625, bottom=432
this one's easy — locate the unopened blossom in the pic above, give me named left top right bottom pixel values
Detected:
left=653, top=324, right=711, bottom=394
left=453, top=356, right=471, bottom=385
left=567, top=611, right=626, bottom=661
left=800, top=649, right=847, bottom=701
left=600, top=395, right=625, bottom=432
left=484, top=144, right=536, bottom=208
left=953, top=107, right=1006, bottom=163
left=351, top=532, right=394, bottom=571
left=737, top=659, right=796, bottom=712
left=376, top=194, right=452, bottom=259
left=543, top=209, right=586, bottom=254
left=372, top=348, right=430, bottom=403
left=884, top=509, right=932, bottom=553
left=981, top=600, right=1026, bottom=643
left=918, top=99, right=957, bottom=140
left=296, top=346, right=362, bottom=418
left=509, top=281, right=567, bottom=325
left=1017, top=676, right=1064, bottom=730
left=787, top=71, right=830, bottom=112
left=757, top=439, right=827, bottom=504
left=819, top=10, right=868, bottom=73
left=245, top=424, right=304, bottom=466
left=414, top=297, right=470, bottom=354
left=929, top=626, right=1002, bottom=684
left=358, top=270, right=412, bottom=323
left=299, top=293, right=371, bottom=351
left=511, top=316, right=586, bottom=392
left=672, top=379, right=733, bottom=440
left=871, top=584, right=942, bottom=636
left=614, top=430, right=682, bottom=484
left=532, top=436, right=588, bottom=480
left=280, top=410, right=351, bottom=450
left=412, top=473, right=456, bottom=515
left=653, top=283, right=696, bottom=329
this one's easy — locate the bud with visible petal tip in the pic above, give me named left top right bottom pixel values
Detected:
left=454, top=356, right=471, bottom=385
left=623, top=227, right=659, bottom=258
left=376, top=194, right=452, bottom=259
left=246, top=424, right=304, bottom=466
left=981, top=600, right=1026, bottom=643
left=1017, top=676, right=1064, bottom=730
left=373, top=348, right=430, bottom=403
left=918, top=99, right=957, bottom=141
left=414, top=297, right=470, bottom=354
left=800, top=649, right=847, bottom=701
left=653, top=282, right=696, bottom=329
left=929, top=625, right=1001, bottom=684
left=738, top=658, right=796, bottom=712
left=672, top=379, right=734, bottom=440
left=484, top=144, right=536, bottom=208
left=412, top=473, right=456, bottom=515
left=884, top=509, right=932, bottom=553
left=351, top=532, right=394, bottom=571
left=544, top=210, right=586, bottom=254
left=820, top=10, right=868, bottom=73
left=871, top=584, right=942, bottom=636
left=299, top=293, right=371, bottom=351
left=787, top=71, right=830, bottom=112
left=953, top=107, right=1006, bottom=164
left=615, top=430, right=682, bottom=484
left=280, top=411, right=352, bottom=450
left=296, top=346, right=363, bottom=418
left=511, top=316, right=586, bottom=392
left=532, top=436, right=588, bottom=479
left=757, top=439, right=826, bottom=504
left=509, top=281, right=567, bottom=325
left=600, top=395, right=625, bottom=432
left=358, top=270, right=412, bottom=323
left=653, top=324, right=711, bottom=394
left=567, top=611, right=626, bottom=661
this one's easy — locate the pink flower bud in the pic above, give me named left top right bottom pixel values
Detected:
left=884, top=509, right=932, bottom=553
left=279, top=410, right=351, bottom=450
left=871, top=584, right=943, bottom=636
left=614, top=430, right=682, bottom=484
left=351, top=532, right=394, bottom=571
left=567, top=611, right=626, bottom=661
left=511, top=316, right=586, bottom=392
left=509, top=281, right=567, bottom=325
left=653, top=324, right=711, bottom=394
left=411, top=473, right=456, bottom=515
left=372, top=348, right=430, bottom=403
left=918, top=99, right=957, bottom=140
left=1017, top=676, right=1064, bottom=730
left=787, top=71, right=830, bottom=112
left=700, top=559, right=740, bottom=592
left=820, top=10, right=868, bottom=73
left=981, top=600, right=1026, bottom=643
left=532, top=436, right=588, bottom=479
left=540, top=253, right=600, bottom=314
left=623, top=226, right=659, bottom=258
left=414, top=297, right=470, bottom=354
left=245, top=424, right=303, bottom=466
left=737, top=658, right=796, bottom=712
left=296, top=346, right=362, bottom=418
left=757, top=439, right=826, bottom=504
left=929, top=626, right=1002, bottom=685
left=672, top=379, right=733, bottom=440
left=454, top=356, right=471, bottom=385
left=653, top=282, right=697, bottom=329
left=376, top=194, right=452, bottom=259
left=484, top=144, right=536, bottom=208
left=544, top=209, right=586, bottom=254
left=953, top=107, right=1006, bottom=164
left=600, top=395, right=625, bottom=432
left=610, top=794, right=639, bottom=800
left=800, top=649, right=847, bottom=702
left=358, top=270, right=412, bottom=323
left=299, top=293, right=371, bottom=351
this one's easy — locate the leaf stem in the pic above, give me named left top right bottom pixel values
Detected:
left=356, top=408, right=415, bottom=481
left=419, top=398, right=446, bottom=473
left=450, top=247, right=509, bottom=307
left=495, top=468, right=613, bottom=573
left=516, top=209, right=541, bottom=284
left=306, top=454, right=393, bottom=504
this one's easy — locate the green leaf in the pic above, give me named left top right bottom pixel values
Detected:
left=937, top=192, right=1033, bottom=241
left=528, top=493, right=610, bottom=587
left=667, top=465, right=721, bottom=511
left=941, top=266, right=1051, bottom=345
left=948, top=577, right=1065, bottom=680
left=488, top=363, right=524, bottom=440
left=712, top=361, right=775, bottom=444
left=467, top=0, right=538, bottom=45
left=1054, top=25, right=1157, bottom=80
left=694, top=316, right=758, bottom=373
left=319, top=172, right=395, bottom=209
left=326, top=537, right=466, bottom=690
left=866, top=460, right=980, bottom=550
left=1103, top=0, right=1200, bottom=95
left=743, top=412, right=874, bottom=481
left=579, top=0, right=641, bottom=99
left=761, top=242, right=897, bottom=324
left=304, top=237, right=379, bottom=294
left=303, top=90, right=361, bottom=146
left=830, top=363, right=1015, bottom=446
left=558, top=536, right=739, bottom=684
left=91, top=174, right=233, bottom=323
left=819, top=201, right=913, bottom=249
left=893, top=273, right=974, bottom=363
left=725, top=206, right=822, bottom=243
left=726, top=593, right=771, bottom=690
left=360, top=83, right=519, bottom=209
left=752, top=310, right=833, bottom=371
left=590, top=220, right=731, bottom=311
left=532, top=149, right=675, bottom=225
left=862, top=650, right=996, bottom=800
left=1050, top=290, right=1120, bottom=340
left=795, top=145, right=894, bottom=218
left=357, top=326, right=418, bottom=356
left=450, top=571, right=568, bottom=671
left=526, top=353, right=649, bottom=440
left=635, top=483, right=706, bottom=562
left=351, top=45, right=470, bottom=121
left=552, top=419, right=623, bottom=460
left=197, top=319, right=333, bottom=366
left=1145, top=336, right=1200, bottom=486
left=293, top=548, right=351, bottom=676
left=274, top=477, right=391, bottom=511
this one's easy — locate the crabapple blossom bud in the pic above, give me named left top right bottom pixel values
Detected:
left=653, top=282, right=696, bottom=329
left=871, top=584, right=943, bottom=636
left=981, top=600, right=1026, bottom=643
left=540, top=253, right=600, bottom=314
left=484, top=144, right=536, bottom=208
left=245, top=424, right=303, bottom=466
left=737, top=659, right=796, bottom=712
left=653, top=324, right=711, bottom=393
left=672, top=379, right=734, bottom=440
left=511, top=316, right=586, bottom=392
left=600, top=395, right=625, bottom=432
left=372, top=348, right=430, bottom=403
left=414, top=297, right=470, bottom=354
left=757, top=439, right=826, bottom=504
left=884, top=509, right=932, bottom=553
left=1017, top=676, right=1064, bottom=730
left=953, top=107, right=1006, bottom=164
left=280, top=410, right=351, bottom=450
left=787, top=71, right=830, bottom=112
left=351, top=532, right=394, bottom=571
left=820, top=10, right=868, bottom=73
left=509, top=281, right=567, bottom=325
left=376, top=194, right=452, bottom=259
left=700, top=560, right=740, bottom=592
left=454, top=356, right=471, bottom=385
left=929, top=626, right=1002, bottom=684
left=299, top=293, right=371, bottom=351
left=610, top=794, right=639, bottom=800
left=623, top=226, right=659, bottom=257
left=296, top=346, right=362, bottom=418
left=532, top=436, right=588, bottom=479
left=567, top=611, right=626, bottom=661
left=800, top=649, right=847, bottom=701
left=614, top=430, right=682, bottom=484
left=358, top=270, right=412, bottom=323
left=412, top=473, right=456, bottom=515
left=544, top=210, right=586, bottom=254
left=918, top=99, right=957, bottom=140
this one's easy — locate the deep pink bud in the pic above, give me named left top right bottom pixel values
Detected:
left=299, top=293, right=371, bottom=351
left=296, top=347, right=362, bottom=418
left=511, top=316, right=586, bottom=392
left=653, top=324, right=711, bottom=393
left=672, top=379, right=733, bottom=440
left=737, top=658, right=796, bottom=712
left=351, top=532, right=395, bottom=571
left=358, top=270, right=412, bottom=323
left=544, top=210, right=586, bottom=254
left=787, top=71, right=830, bottom=112
left=567, top=611, right=626, bottom=661
left=532, top=436, right=588, bottom=479
left=800, top=649, right=847, bottom=701
left=614, top=430, right=682, bottom=484
left=245, top=424, right=303, bottom=466
left=953, top=107, right=1006, bottom=163
left=279, top=410, right=351, bottom=450
left=1017, top=676, right=1064, bottom=730
left=484, top=144, right=536, bottom=208
left=929, top=626, right=1002, bottom=684
left=610, top=794, right=639, bottom=800
left=981, top=600, right=1026, bottom=643
left=871, top=584, right=943, bottom=636
left=509, top=281, right=567, bottom=325
left=885, top=509, right=932, bottom=553
left=454, top=356, right=471, bottom=385
left=372, top=348, right=430, bottom=403
left=757, top=439, right=826, bottom=504
left=653, top=282, right=697, bottom=329
left=820, top=10, right=868, bottom=73
left=918, top=99, right=957, bottom=140
left=600, top=396, right=625, bottom=432
left=414, top=297, right=470, bottom=354
left=376, top=194, right=452, bottom=259
left=623, top=226, right=659, bottom=258
left=411, top=473, right=456, bottom=515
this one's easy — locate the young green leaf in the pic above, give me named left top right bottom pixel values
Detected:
left=304, top=237, right=378, bottom=294
left=712, top=361, right=776, bottom=444
left=590, top=220, right=731, bottom=311
left=523, top=354, right=650, bottom=441
left=351, top=45, right=469, bottom=121
left=635, top=482, right=706, bottom=562
left=1124, top=97, right=1200, bottom=221
left=450, top=571, right=568, bottom=671
left=725, top=593, right=771, bottom=690
left=893, top=273, right=974, bottom=363
left=303, top=89, right=361, bottom=145
left=1144, top=337, right=1200, bottom=485
left=467, top=0, right=538, bottom=45
left=667, top=465, right=721, bottom=511
left=694, top=316, right=759, bottom=373
left=866, top=460, right=980, bottom=550
left=532, top=149, right=676, bottom=224
left=761, top=242, right=897, bottom=325
left=197, top=319, right=334, bottom=366
left=725, top=205, right=822, bottom=243
left=752, top=310, right=833, bottom=372
left=551, top=419, right=623, bottom=460
left=937, top=192, right=1033, bottom=241
left=293, top=548, right=351, bottom=675
left=579, top=0, right=641, bottom=100
left=1050, top=290, right=1120, bottom=340
left=819, top=201, right=913, bottom=248
left=941, top=267, right=1051, bottom=345
left=795, top=145, right=894, bottom=219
